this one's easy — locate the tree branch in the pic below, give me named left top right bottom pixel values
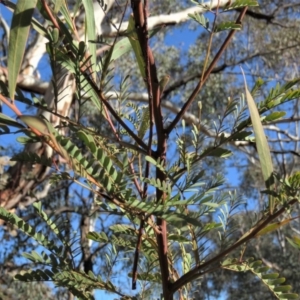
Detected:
left=171, top=198, right=298, bottom=292
left=165, top=7, right=248, bottom=135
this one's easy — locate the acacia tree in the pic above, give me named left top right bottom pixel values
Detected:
left=0, top=0, right=300, bottom=299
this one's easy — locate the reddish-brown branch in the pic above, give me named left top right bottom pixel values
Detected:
left=80, top=68, right=148, bottom=150
left=0, top=94, right=22, bottom=116
left=41, top=0, right=60, bottom=30
left=165, top=6, right=248, bottom=135
left=131, top=1, right=171, bottom=298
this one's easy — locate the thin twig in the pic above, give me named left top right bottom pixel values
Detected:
left=165, top=6, right=248, bottom=135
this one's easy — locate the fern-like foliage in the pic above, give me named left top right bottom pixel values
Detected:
left=0, top=203, right=128, bottom=300
left=222, top=258, right=298, bottom=299
left=1, top=1, right=299, bottom=299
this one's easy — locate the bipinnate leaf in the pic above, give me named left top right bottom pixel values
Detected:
left=223, top=258, right=297, bottom=299
left=188, top=12, right=210, bottom=31
left=224, top=0, right=259, bottom=10
left=0, top=206, right=56, bottom=251
left=244, top=79, right=275, bottom=214
left=8, top=0, right=38, bottom=100
left=15, top=269, right=53, bottom=282
left=87, top=231, right=109, bottom=243
left=59, top=53, right=102, bottom=111
left=214, top=21, right=241, bottom=32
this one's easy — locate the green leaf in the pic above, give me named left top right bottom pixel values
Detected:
left=111, top=38, right=132, bottom=61
left=231, top=131, right=252, bottom=140
left=59, top=54, right=102, bottom=111
left=18, top=115, right=51, bottom=134
left=264, top=111, right=286, bottom=122
left=244, top=81, right=275, bottom=214
left=16, top=136, right=40, bottom=144
left=273, top=286, right=292, bottom=292
left=0, top=207, right=55, bottom=250
left=4, top=1, right=47, bottom=37
left=82, top=0, right=97, bottom=74
left=110, top=224, right=136, bottom=234
left=110, top=27, right=161, bottom=62
left=161, top=212, right=203, bottom=227
left=224, top=0, right=259, bottom=11
left=261, top=273, right=279, bottom=280
left=214, top=21, right=241, bottom=32
left=255, top=266, right=269, bottom=273
left=188, top=12, right=210, bottom=31
left=278, top=294, right=299, bottom=299
left=128, top=272, right=161, bottom=283
left=249, top=260, right=262, bottom=268
left=255, top=219, right=293, bottom=237
left=53, top=0, right=63, bottom=13
left=268, top=278, right=286, bottom=285
left=127, top=15, right=146, bottom=79
left=58, top=1, right=74, bottom=33
left=138, top=107, right=150, bottom=139
left=0, top=113, right=24, bottom=128
left=8, top=0, right=38, bottom=100
left=203, top=147, right=232, bottom=158
left=168, top=234, right=191, bottom=243
left=87, top=232, right=109, bottom=243
left=286, top=236, right=300, bottom=249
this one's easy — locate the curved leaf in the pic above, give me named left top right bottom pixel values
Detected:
left=127, top=15, right=146, bottom=79
left=244, top=80, right=275, bottom=213
left=82, top=0, right=97, bottom=73
left=8, top=0, right=38, bottom=100
left=0, top=113, right=24, bottom=128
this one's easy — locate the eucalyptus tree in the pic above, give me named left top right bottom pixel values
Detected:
left=0, top=1, right=300, bottom=299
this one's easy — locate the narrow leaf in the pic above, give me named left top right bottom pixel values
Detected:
left=214, top=21, right=241, bottom=32
left=8, top=0, right=38, bottom=100
left=0, top=113, right=24, bottom=128
left=255, top=218, right=295, bottom=237
left=110, top=27, right=161, bottom=61
left=82, top=0, right=97, bottom=73
left=127, top=15, right=146, bottom=79
left=278, top=294, right=298, bottom=299
left=203, top=147, right=232, bottom=158
left=264, top=111, right=286, bottom=122
left=243, top=76, right=275, bottom=214
left=286, top=236, right=300, bottom=249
